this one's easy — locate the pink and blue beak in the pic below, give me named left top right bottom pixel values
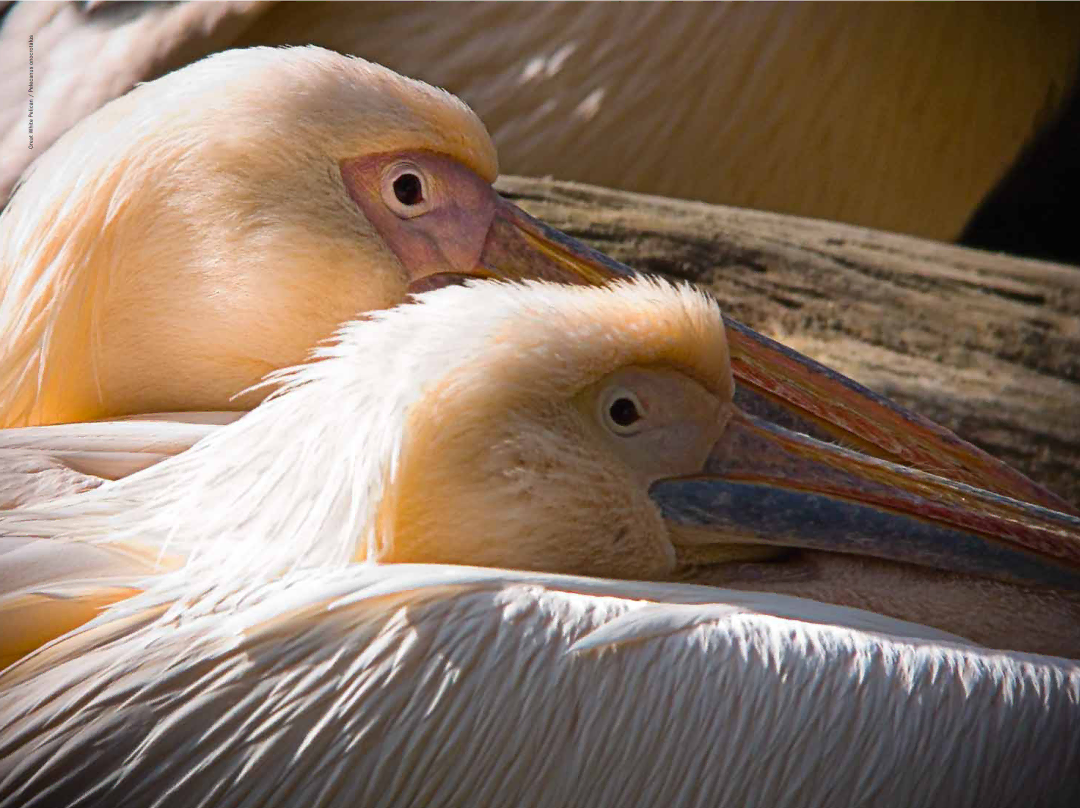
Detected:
left=477, top=200, right=1080, bottom=589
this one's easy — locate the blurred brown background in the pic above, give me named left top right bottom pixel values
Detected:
left=2, top=1, right=1079, bottom=261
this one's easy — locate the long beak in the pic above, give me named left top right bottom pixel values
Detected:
left=478, top=197, right=1074, bottom=515
left=651, top=409, right=1080, bottom=590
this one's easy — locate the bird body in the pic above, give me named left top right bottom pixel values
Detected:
left=0, top=417, right=232, bottom=508
left=1, top=564, right=1077, bottom=808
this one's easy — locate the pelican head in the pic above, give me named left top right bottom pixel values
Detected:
left=15, top=278, right=1077, bottom=658
left=0, top=46, right=616, bottom=427
left=366, top=282, right=1080, bottom=638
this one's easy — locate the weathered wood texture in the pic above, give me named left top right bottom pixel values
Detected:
left=498, top=176, right=1080, bottom=506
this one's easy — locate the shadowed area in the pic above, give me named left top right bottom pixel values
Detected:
left=2, top=2, right=1078, bottom=251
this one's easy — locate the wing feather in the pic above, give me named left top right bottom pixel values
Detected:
left=1, top=565, right=1076, bottom=808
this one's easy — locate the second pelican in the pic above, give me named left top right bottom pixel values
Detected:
left=3, top=278, right=1078, bottom=664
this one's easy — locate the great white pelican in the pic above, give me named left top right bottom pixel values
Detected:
left=0, top=46, right=1069, bottom=521
left=0, top=278, right=1077, bottom=807
left=3, top=278, right=1078, bottom=657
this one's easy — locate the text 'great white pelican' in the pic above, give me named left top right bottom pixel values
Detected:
left=0, top=45, right=1070, bottom=519
left=1, top=278, right=1078, bottom=807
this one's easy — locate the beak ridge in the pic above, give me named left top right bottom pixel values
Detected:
left=477, top=199, right=634, bottom=286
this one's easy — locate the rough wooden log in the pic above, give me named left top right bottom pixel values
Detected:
left=497, top=176, right=1080, bottom=506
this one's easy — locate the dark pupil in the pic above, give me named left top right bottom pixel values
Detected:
left=393, top=173, right=424, bottom=205
left=609, top=397, right=640, bottom=427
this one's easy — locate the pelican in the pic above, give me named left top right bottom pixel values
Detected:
left=3, top=278, right=1078, bottom=656
left=1, top=46, right=1068, bottom=521
left=1, top=278, right=1078, bottom=807
left=0, top=44, right=578, bottom=428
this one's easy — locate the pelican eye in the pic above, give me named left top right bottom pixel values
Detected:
left=382, top=164, right=432, bottom=218
left=602, top=389, right=645, bottom=435
left=393, top=173, right=424, bottom=206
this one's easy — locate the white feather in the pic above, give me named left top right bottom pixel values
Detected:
left=1, top=279, right=1076, bottom=805
left=0, top=277, right=719, bottom=591
left=1, top=564, right=1076, bottom=808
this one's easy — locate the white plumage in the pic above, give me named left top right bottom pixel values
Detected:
left=0, top=277, right=726, bottom=589
left=1, top=565, right=1076, bottom=808
left=1, top=278, right=1078, bottom=807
